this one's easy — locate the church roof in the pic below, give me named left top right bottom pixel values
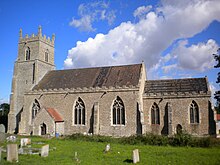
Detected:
left=33, top=64, right=142, bottom=90
left=46, top=108, right=63, bottom=122
left=145, top=77, right=209, bottom=94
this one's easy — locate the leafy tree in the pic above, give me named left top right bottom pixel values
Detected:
left=213, top=48, right=220, bottom=112
left=0, top=103, right=10, bottom=116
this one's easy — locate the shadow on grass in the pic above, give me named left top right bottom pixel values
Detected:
left=123, top=159, right=133, bottom=163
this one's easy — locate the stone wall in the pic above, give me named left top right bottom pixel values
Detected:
left=21, top=86, right=140, bottom=137
left=143, top=96, right=210, bottom=136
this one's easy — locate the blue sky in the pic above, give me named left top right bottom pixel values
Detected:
left=0, top=0, right=220, bottom=104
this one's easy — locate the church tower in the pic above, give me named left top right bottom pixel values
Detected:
left=8, top=26, right=55, bottom=133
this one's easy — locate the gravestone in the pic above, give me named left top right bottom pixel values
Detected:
left=0, top=147, right=2, bottom=162
left=0, top=132, right=7, bottom=142
left=20, top=138, right=31, bottom=147
left=41, top=144, right=49, bottom=157
left=104, top=144, right=110, bottom=153
left=7, top=144, right=18, bottom=162
left=0, top=124, right=5, bottom=133
left=132, top=149, right=140, bottom=164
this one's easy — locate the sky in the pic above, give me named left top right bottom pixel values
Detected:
left=0, top=0, right=220, bottom=105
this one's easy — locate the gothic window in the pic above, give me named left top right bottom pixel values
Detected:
left=151, top=103, right=160, bottom=124
left=25, top=47, right=30, bottom=60
left=32, top=99, right=40, bottom=119
left=112, top=96, right=125, bottom=125
left=74, top=97, right=85, bottom=125
left=189, top=100, right=199, bottom=124
left=45, top=50, right=49, bottom=62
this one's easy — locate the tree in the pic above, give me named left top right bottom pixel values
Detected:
left=213, top=48, right=220, bottom=112
left=0, top=103, right=10, bottom=116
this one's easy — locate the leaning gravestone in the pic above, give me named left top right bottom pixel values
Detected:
left=132, top=149, right=140, bottom=164
left=41, top=144, right=49, bottom=157
left=0, top=124, right=5, bottom=133
left=7, top=144, right=18, bottom=162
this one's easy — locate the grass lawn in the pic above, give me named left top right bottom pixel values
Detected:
left=1, top=136, right=220, bottom=165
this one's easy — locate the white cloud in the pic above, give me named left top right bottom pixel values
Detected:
left=209, top=82, right=218, bottom=105
left=69, top=1, right=116, bottom=32
left=65, top=0, right=220, bottom=78
left=173, top=39, right=218, bottom=71
left=133, top=5, right=152, bottom=19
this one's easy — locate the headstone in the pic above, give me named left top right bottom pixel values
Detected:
left=7, top=144, right=18, bottom=162
left=0, top=147, right=2, bottom=162
left=104, top=144, right=110, bottom=153
left=0, top=132, right=7, bottom=142
left=41, top=144, right=49, bottom=157
left=20, top=138, right=31, bottom=147
left=0, top=124, right=5, bottom=133
left=132, top=149, right=140, bottom=164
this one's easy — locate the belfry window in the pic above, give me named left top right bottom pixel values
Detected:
left=25, top=47, right=30, bottom=60
left=189, top=100, right=199, bottom=123
left=112, top=96, right=125, bottom=125
left=32, top=99, right=40, bottom=119
left=45, top=50, right=49, bottom=62
left=151, top=103, right=160, bottom=124
left=74, top=97, right=85, bottom=125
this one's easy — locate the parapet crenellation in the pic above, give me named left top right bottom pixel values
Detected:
left=19, top=26, right=55, bottom=46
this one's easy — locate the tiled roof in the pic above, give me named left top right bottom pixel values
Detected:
left=217, top=114, right=220, bottom=121
left=46, top=108, right=63, bottom=122
left=145, top=77, right=208, bottom=94
left=33, top=64, right=142, bottom=90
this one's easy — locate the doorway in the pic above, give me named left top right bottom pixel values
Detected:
left=176, top=124, right=182, bottom=134
left=41, top=123, right=46, bottom=135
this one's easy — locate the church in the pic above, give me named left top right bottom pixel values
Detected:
left=8, top=27, right=215, bottom=137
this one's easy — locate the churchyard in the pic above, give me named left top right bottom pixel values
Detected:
left=0, top=133, right=220, bottom=164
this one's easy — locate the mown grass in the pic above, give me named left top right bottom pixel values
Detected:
left=0, top=135, right=220, bottom=164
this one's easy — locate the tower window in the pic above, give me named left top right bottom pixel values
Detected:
left=151, top=103, right=160, bottom=125
left=189, top=100, right=199, bottom=124
left=112, top=96, right=125, bottom=125
left=74, top=97, right=85, bottom=125
left=25, top=47, right=30, bottom=60
left=45, top=50, right=49, bottom=62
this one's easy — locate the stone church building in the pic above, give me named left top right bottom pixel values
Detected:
left=8, top=27, right=215, bottom=137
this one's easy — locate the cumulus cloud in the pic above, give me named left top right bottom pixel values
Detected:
left=133, top=5, right=152, bottom=19
left=65, top=0, right=220, bottom=78
left=69, top=1, right=116, bottom=32
left=173, top=39, right=218, bottom=71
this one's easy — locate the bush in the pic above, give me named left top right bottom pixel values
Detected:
left=66, top=133, right=220, bottom=148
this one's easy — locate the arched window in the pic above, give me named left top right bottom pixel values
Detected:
left=25, top=47, right=30, bottom=60
left=112, top=96, right=125, bottom=125
left=189, top=100, right=199, bottom=123
left=74, top=97, right=85, bottom=125
left=32, top=99, right=40, bottom=119
left=45, top=49, right=49, bottom=62
left=151, top=103, right=160, bottom=124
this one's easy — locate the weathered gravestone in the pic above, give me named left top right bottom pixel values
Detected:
left=0, top=132, right=7, bottom=142
left=41, top=144, right=49, bottom=157
left=132, top=149, right=140, bottom=164
left=20, top=138, right=31, bottom=147
left=0, top=124, right=5, bottom=133
left=104, top=144, right=110, bottom=153
left=7, top=144, right=18, bottom=162
left=0, top=147, right=2, bottom=162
